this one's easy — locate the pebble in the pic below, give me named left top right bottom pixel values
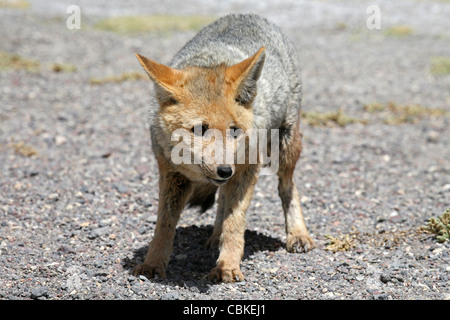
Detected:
left=88, top=227, right=110, bottom=239
left=161, top=292, right=179, bottom=300
left=30, top=286, right=48, bottom=299
left=426, top=131, right=439, bottom=143
left=113, top=184, right=129, bottom=194
left=380, top=274, right=391, bottom=284
left=355, top=275, right=364, bottom=281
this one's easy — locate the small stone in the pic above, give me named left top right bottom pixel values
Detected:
left=300, top=195, right=310, bottom=203
left=138, top=226, right=147, bottom=235
left=88, top=227, right=109, bottom=239
left=113, top=184, right=128, bottom=194
left=380, top=274, right=391, bottom=284
left=162, top=292, right=179, bottom=300
left=55, top=135, right=67, bottom=146
left=80, top=221, right=90, bottom=228
left=30, top=286, right=48, bottom=299
left=57, top=245, right=76, bottom=254
left=426, top=131, right=439, bottom=143
left=373, top=293, right=389, bottom=300
left=139, top=275, right=149, bottom=282
left=48, top=193, right=59, bottom=201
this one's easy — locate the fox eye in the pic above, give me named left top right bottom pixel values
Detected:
left=167, top=97, right=178, bottom=105
left=191, top=124, right=208, bottom=136
left=229, top=126, right=242, bottom=139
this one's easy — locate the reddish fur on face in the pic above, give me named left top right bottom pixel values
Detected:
left=136, top=49, right=266, bottom=137
left=160, top=65, right=253, bottom=134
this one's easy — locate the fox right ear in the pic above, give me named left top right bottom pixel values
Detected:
left=226, top=47, right=266, bottom=107
left=135, top=53, right=183, bottom=101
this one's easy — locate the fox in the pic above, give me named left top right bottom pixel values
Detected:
left=132, top=13, right=315, bottom=283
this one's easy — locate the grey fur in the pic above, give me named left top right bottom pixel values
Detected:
left=148, top=13, right=302, bottom=132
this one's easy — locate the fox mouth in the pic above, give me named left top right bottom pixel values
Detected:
left=207, top=177, right=229, bottom=186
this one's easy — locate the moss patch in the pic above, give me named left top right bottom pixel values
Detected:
left=90, top=71, right=147, bottom=85
left=94, top=15, right=215, bottom=34
left=384, top=25, right=414, bottom=37
left=0, top=52, right=40, bottom=72
left=430, top=56, right=450, bottom=76
left=421, top=209, right=450, bottom=243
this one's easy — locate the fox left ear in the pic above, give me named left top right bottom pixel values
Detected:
left=226, top=47, right=266, bottom=106
left=135, top=53, right=183, bottom=104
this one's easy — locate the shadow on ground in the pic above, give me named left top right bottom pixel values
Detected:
left=122, top=225, right=284, bottom=290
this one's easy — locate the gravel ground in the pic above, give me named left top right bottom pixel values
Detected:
left=0, top=0, right=449, bottom=300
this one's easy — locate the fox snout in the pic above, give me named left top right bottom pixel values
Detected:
left=207, top=164, right=234, bottom=186
left=217, top=165, right=233, bottom=179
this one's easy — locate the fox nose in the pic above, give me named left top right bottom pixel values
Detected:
left=217, top=166, right=233, bottom=179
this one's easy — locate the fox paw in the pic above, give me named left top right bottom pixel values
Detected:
left=132, top=263, right=166, bottom=279
left=209, top=265, right=244, bottom=283
left=286, top=233, right=315, bottom=253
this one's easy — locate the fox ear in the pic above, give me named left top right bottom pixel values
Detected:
left=135, top=53, right=183, bottom=104
left=226, top=47, right=266, bottom=106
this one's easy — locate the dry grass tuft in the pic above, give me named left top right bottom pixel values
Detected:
left=90, top=71, right=147, bottom=85
left=0, top=52, right=40, bottom=72
left=325, top=234, right=357, bottom=252
left=94, top=15, right=215, bottom=34
left=302, top=109, right=367, bottom=127
left=384, top=25, right=414, bottom=37
left=363, top=101, right=448, bottom=124
left=430, top=56, right=450, bottom=76
left=14, top=141, right=38, bottom=157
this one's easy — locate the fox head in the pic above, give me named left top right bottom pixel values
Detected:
left=136, top=47, right=266, bottom=186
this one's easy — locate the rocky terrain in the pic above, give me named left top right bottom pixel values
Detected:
left=0, top=0, right=449, bottom=300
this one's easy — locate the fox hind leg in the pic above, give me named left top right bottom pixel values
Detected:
left=277, top=120, right=315, bottom=253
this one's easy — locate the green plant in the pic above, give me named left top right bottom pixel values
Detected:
left=421, top=209, right=450, bottom=243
